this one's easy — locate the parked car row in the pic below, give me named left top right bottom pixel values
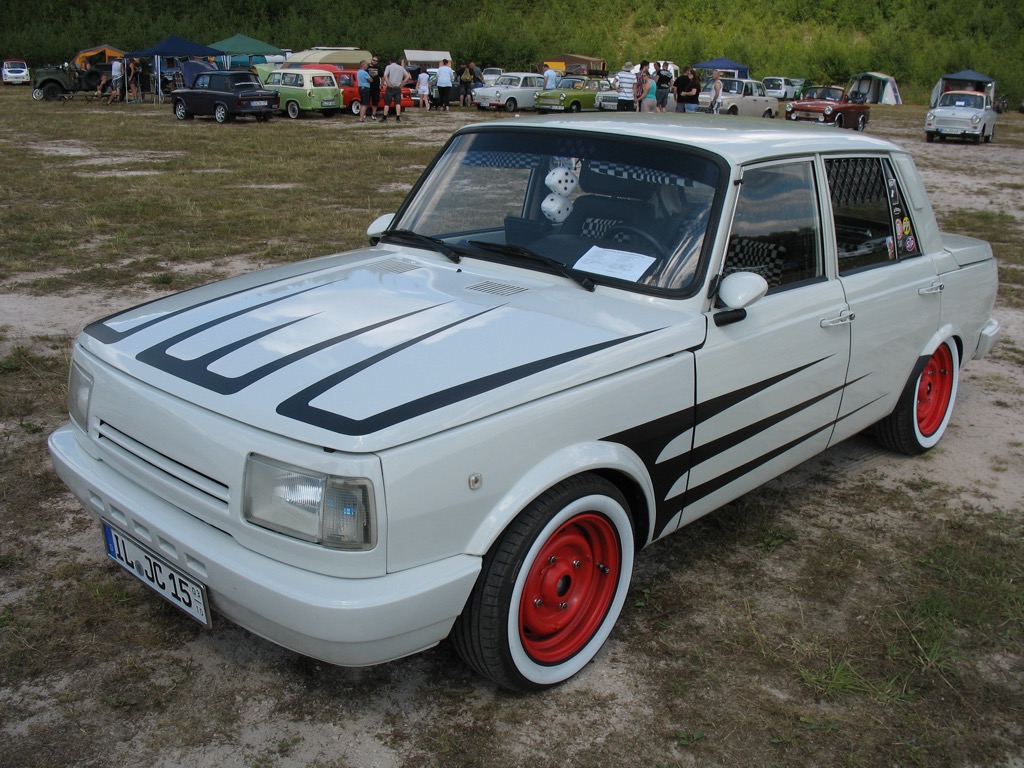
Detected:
left=171, top=63, right=415, bottom=123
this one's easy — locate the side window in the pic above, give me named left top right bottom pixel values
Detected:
left=724, top=162, right=823, bottom=290
left=266, top=73, right=281, bottom=85
left=826, top=157, right=919, bottom=275
left=195, top=75, right=210, bottom=89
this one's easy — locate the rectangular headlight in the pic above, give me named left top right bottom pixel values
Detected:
left=68, top=361, right=93, bottom=431
left=243, top=455, right=377, bottom=550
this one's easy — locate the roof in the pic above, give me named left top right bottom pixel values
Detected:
left=210, top=34, right=285, bottom=56
left=465, top=113, right=901, bottom=166
left=941, top=69, right=995, bottom=83
left=127, top=35, right=224, bottom=58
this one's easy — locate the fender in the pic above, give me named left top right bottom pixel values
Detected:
left=463, top=440, right=657, bottom=557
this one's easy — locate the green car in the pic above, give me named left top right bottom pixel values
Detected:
left=263, top=68, right=342, bottom=118
left=534, top=76, right=614, bottom=113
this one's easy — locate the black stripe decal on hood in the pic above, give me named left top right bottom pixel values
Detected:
left=87, top=278, right=342, bottom=344
left=278, top=330, right=656, bottom=436
left=137, top=302, right=449, bottom=395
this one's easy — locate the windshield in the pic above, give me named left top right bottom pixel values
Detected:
left=495, top=76, right=520, bottom=86
left=392, top=129, right=723, bottom=294
left=939, top=92, right=984, bottom=109
left=803, top=86, right=842, bottom=101
left=763, top=78, right=781, bottom=88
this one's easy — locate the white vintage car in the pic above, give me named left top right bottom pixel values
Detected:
left=924, top=89, right=997, bottom=144
left=699, top=77, right=780, bottom=117
left=472, top=71, right=544, bottom=112
left=50, top=115, right=1000, bottom=692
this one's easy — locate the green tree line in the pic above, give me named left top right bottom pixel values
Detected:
left=4, top=0, right=1023, bottom=101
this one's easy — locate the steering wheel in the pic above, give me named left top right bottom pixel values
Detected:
left=606, top=224, right=667, bottom=259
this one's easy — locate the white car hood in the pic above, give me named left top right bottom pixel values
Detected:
left=80, top=247, right=707, bottom=452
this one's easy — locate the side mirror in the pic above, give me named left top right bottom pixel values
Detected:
left=366, top=213, right=395, bottom=239
left=717, top=271, right=769, bottom=309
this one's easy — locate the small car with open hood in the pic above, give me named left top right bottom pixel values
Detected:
left=50, top=114, right=1000, bottom=692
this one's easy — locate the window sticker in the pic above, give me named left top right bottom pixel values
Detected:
left=575, top=246, right=656, bottom=281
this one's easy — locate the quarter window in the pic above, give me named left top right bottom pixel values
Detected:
left=826, top=157, right=920, bottom=275
left=723, top=162, right=823, bottom=290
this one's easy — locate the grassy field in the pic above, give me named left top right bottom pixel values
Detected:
left=1, top=86, right=1022, bottom=768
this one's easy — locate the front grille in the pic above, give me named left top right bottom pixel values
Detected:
left=96, top=420, right=230, bottom=511
left=934, top=117, right=971, bottom=130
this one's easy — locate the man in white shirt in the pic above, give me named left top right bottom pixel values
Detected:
left=436, top=59, right=454, bottom=111
left=543, top=66, right=558, bottom=90
left=107, top=57, right=124, bottom=104
left=616, top=62, right=636, bottom=111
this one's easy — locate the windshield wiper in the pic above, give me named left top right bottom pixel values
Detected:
left=468, top=240, right=595, bottom=292
left=380, top=229, right=463, bottom=263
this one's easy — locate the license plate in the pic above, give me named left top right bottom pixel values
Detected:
left=938, top=127, right=963, bottom=134
left=321, top=100, right=336, bottom=107
left=103, top=523, right=211, bottom=626
left=250, top=100, right=268, bottom=107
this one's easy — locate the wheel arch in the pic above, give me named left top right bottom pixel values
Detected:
left=887, top=325, right=965, bottom=418
left=463, top=441, right=656, bottom=558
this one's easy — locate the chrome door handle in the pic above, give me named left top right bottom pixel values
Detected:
left=820, top=311, right=855, bottom=328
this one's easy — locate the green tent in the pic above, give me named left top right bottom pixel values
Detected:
left=210, top=34, right=285, bottom=56
left=210, top=34, right=286, bottom=70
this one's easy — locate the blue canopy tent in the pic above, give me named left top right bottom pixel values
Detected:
left=930, top=69, right=996, bottom=107
left=693, top=57, right=749, bottom=79
left=125, top=35, right=225, bottom=102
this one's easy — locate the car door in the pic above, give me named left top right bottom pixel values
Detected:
left=823, top=155, right=941, bottom=445
left=192, top=74, right=213, bottom=116
left=681, top=159, right=850, bottom=531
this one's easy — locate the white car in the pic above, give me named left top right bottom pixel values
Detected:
left=2, top=59, right=31, bottom=85
left=762, top=76, right=796, bottom=100
left=481, top=67, right=504, bottom=86
left=472, top=71, right=544, bottom=112
left=924, top=90, right=997, bottom=144
left=699, top=77, right=779, bottom=117
left=50, top=115, right=1000, bottom=693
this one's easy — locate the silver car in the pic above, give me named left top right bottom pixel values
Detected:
left=472, top=71, right=544, bottom=112
left=699, top=78, right=779, bottom=117
left=924, top=90, right=997, bottom=144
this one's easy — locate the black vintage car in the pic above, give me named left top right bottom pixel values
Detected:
left=171, top=68, right=279, bottom=123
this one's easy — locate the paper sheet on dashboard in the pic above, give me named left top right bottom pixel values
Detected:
left=575, top=246, right=657, bottom=282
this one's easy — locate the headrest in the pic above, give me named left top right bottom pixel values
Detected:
left=580, top=162, right=652, bottom=201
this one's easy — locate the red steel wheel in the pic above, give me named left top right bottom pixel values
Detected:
left=518, top=512, right=621, bottom=663
left=876, top=338, right=960, bottom=455
left=916, top=341, right=956, bottom=439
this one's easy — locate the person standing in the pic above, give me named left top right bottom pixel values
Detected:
left=381, top=57, right=411, bottom=122
left=615, top=61, right=636, bottom=111
left=436, top=58, right=454, bottom=111
left=543, top=64, right=558, bottom=90
left=416, top=68, right=430, bottom=110
left=357, top=60, right=374, bottom=121
left=458, top=62, right=474, bottom=106
left=674, top=67, right=699, bottom=113
left=367, top=56, right=382, bottom=120
left=633, top=60, right=649, bottom=112
left=655, top=61, right=672, bottom=112
left=710, top=70, right=723, bottom=114
left=107, top=57, right=123, bottom=104
left=641, top=67, right=657, bottom=112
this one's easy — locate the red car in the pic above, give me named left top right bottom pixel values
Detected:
left=784, top=85, right=870, bottom=130
left=283, top=63, right=414, bottom=115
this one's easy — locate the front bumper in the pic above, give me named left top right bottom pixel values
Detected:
left=49, top=424, right=481, bottom=666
